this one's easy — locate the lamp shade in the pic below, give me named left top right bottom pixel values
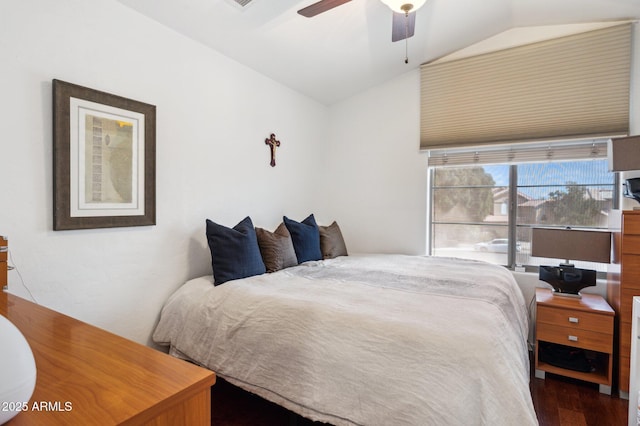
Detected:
left=531, top=228, right=611, bottom=264
left=0, top=314, right=37, bottom=424
left=608, top=135, right=640, bottom=172
left=380, top=0, right=427, bottom=13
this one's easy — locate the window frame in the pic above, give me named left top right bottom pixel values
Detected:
left=427, top=161, right=619, bottom=271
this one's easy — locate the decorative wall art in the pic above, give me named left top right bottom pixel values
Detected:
left=52, top=79, right=156, bottom=230
left=265, top=133, right=280, bottom=167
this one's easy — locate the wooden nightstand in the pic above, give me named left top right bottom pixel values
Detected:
left=534, top=288, right=614, bottom=395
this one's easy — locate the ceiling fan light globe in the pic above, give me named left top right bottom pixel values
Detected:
left=380, top=0, right=427, bottom=14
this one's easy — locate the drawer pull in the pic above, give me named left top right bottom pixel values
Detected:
left=568, top=317, right=579, bottom=323
left=568, top=335, right=578, bottom=342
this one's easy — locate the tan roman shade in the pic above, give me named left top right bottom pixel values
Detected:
left=420, top=24, right=632, bottom=150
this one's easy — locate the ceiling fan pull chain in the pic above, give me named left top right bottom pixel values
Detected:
left=404, top=11, right=409, bottom=64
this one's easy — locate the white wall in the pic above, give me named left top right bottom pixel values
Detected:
left=322, top=70, right=428, bottom=255
left=0, top=0, right=328, bottom=345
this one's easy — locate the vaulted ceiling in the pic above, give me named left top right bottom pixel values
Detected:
left=117, top=0, right=640, bottom=105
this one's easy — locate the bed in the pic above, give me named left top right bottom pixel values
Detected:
left=153, top=254, right=538, bottom=425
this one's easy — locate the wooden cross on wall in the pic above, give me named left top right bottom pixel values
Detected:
left=265, top=133, right=280, bottom=167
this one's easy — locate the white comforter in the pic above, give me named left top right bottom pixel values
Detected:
left=153, top=254, right=538, bottom=425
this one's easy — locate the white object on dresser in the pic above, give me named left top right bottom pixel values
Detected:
left=0, top=314, right=36, bottom=424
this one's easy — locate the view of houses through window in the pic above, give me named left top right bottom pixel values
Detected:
left=430, top=159, right=616, bottom=271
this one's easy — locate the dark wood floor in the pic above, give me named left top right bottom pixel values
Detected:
left=211, top=378, right=321, bottom=426
left=530, top=373, right=628, bottom=426
left=211, top=362, right=629, bottom=425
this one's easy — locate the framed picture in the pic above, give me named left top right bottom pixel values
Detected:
left=53, top=79, right=156, bottom=230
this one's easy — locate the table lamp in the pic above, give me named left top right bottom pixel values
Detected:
left=608, top=135, right=640, bottom=172
left=609, top=135, right=640, bottom=208
left=531, top=227, right=611, bottom=298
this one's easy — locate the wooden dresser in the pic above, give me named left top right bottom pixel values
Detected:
left=608, top=210, right=640, bottom=397
left=0, top=236, right=7, bottom=288
left=1, top=291, right=216, bottom=425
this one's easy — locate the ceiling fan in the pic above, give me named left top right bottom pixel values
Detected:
left=297, top=0, right=426, bottom=43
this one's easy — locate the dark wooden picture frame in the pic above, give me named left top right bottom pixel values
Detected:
left=53, top=79, right=156, bottom=230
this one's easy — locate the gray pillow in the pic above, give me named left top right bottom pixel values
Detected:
left=319, top=221, right=348, bottom=259
left=256, top=223, right=298, bottom=272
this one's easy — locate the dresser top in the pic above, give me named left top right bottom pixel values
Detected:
left=1, top=291, right=215, bottom=425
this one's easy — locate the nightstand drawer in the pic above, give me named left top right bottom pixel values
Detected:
left=537, top=305, right=613, bottom=334
left=537, top=323, right=612, bottom=353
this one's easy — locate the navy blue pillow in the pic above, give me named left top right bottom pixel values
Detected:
left=283, top=214, right=322, bottom=264
left=206, top=216, right=266, bottom=285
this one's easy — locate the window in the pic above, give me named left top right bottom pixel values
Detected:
left=429, top=159, right=616, bottom=271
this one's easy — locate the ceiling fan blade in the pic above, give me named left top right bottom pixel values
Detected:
left=391, top=12, right=416, bottom=42
left=297, top=0, right=352, bottom=18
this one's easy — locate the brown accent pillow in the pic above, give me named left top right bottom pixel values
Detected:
left=256, top=223, right=298, bottom=273
left=319, top=221, right=348, bottom=259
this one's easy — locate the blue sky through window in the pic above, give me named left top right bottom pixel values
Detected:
left=484, top=161, right=612, bottom=185
left=483, top=160, right=613, bottom=198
